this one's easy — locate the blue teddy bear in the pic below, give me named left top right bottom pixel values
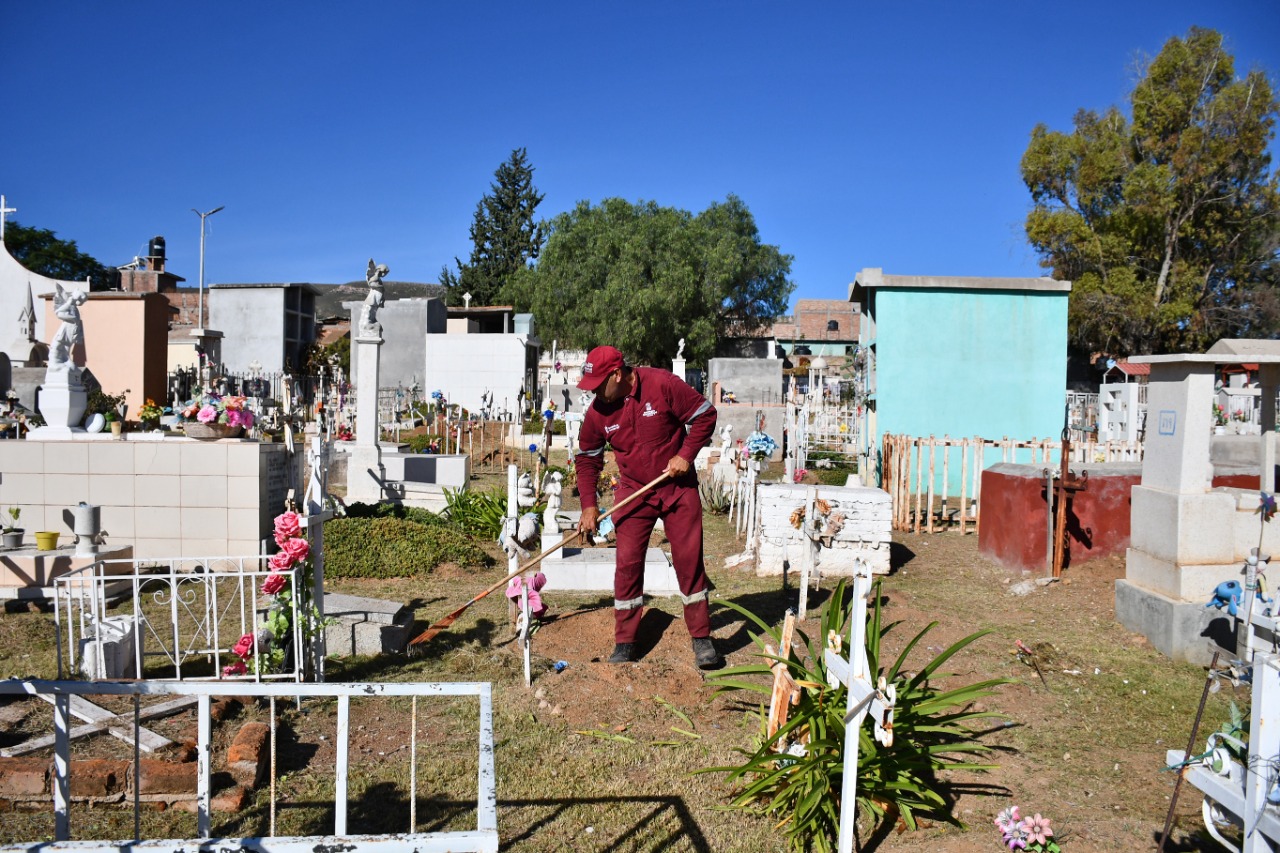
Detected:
left=1205, top=581, right=1243, bottom=616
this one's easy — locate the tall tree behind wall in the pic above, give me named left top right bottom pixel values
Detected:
left=509, top=194, right=794, bottom=367
left=4, top=221, right=115, bottom=291
left=440, top=148, right=546, bottom=307
left=1021, top=26, right=1280, bottom=356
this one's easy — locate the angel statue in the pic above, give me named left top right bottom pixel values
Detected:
left=358, top=258, right=389, bottom=337
left=676, top=337, right=685, bottom=359
left=48, top=284, right=89, bottom=376
left=718, top=423, right=735, bottom=462
left=541, top=470, right=564, bottom=533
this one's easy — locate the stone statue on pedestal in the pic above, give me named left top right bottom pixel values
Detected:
left=358, top=259, right=389, bottom=337
left=48, top=284, right=88, bottom=380
left=676, top=337, right=685, bottom=360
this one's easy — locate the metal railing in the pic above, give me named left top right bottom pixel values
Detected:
left=0, top=679, right=498, bottom=852
left=54, top=556, right=304, bottom=683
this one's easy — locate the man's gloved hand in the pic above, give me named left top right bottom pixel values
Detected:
left=578, top=506, right=600, bottom=535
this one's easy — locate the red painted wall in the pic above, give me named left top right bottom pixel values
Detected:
left=978, top=463, right=1262, bottom=573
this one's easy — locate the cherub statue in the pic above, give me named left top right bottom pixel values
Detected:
left=676, top=337, right=685, bottom=359
left=516, top=472, right=537, bottom=508
left=48, top=284, right=88, bottom=375
left=358, top=258, right=389, bottom=337
left=541, top=470, right=564, bottom=533
left=718, top=423, right=735, bottom=462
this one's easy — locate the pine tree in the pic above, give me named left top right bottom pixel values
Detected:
left=441, top=148, right=546, bottom=307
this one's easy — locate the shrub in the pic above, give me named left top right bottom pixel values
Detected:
left=342, top=502, right=445, bottom=527
left=441, top=487, right=548, bottom=539
left=402, top=434, right=444, bottom=454
left=701, top=579, right=1012, bottom=851
left=324, top=517, right=492, bottom=578
left=522, top=416, right=566, bottom=435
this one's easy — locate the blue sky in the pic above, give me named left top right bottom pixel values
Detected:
left=2, top=2, right=1277, bottom=307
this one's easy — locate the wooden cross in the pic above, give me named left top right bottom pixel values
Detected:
left=1050, top=434, right=1088, bottom=578
left=765, top=611, right=801, bottom=747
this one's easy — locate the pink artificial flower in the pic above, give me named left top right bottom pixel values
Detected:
left=222, top=660, right=247, bottom=677
left=274, top=511, right=301, bottom=543
left=282, top=537, right=310, bottom=563
left=240, top=409, right=255, bottom=428
left=197, top=405, right=218, bottom=424
left=226, top=409, right=242, bottom=428
left=269, top=550, right=295, bottom=572
left=232, top=632, right=255, bottom=659
left=261, top=572, right=288, bottom=596
left=1021, top=814, right=1053, bottom=846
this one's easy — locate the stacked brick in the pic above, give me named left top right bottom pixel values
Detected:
left=0, top=703, right=269, bottom=813
left=754, top=483, right=892, bottom=576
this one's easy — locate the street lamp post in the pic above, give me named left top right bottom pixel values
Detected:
left=192, top=205, right=224, bottom=328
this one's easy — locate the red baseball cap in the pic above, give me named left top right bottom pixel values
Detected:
left=578, top=345, right=625, bottom=391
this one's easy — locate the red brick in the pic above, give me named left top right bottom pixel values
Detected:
left=227, top=722, right=270, bottom=788
left=0, top=758, right=48, bottom=798
left=69, top=759, right=128, bottom=798
left=138, top=760, right=197, bottom=795
left=211, top=785, right=251, bottom=812
left=210, top=698, right=242, bottom=722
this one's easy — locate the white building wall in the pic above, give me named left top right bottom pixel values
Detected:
left=423, top=335, right=532, bottom=417
left=209, top=287, right=286, bottom=373
left=0, top=242, right=91, bottom=365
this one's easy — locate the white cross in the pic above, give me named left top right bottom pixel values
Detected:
left=0, top=196, right=15, bottom=242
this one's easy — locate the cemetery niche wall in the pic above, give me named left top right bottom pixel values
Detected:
left=851, top=267, right=1072, bottom=494
left=1116, top=342, right=1279, bottom=664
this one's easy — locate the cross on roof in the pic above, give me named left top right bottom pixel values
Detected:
left=0, top=196, right=15, bottom=242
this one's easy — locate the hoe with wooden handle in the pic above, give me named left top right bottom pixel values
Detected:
left=407, top=471, right=670, bottom=648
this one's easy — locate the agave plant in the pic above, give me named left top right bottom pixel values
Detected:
left=701, top=579, right=1014, bottom=852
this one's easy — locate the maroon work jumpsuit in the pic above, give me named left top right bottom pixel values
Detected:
left=574, top=367, right=717, bottom=643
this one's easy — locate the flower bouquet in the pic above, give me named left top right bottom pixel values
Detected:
left=222, top=511, right=314, bottom=678
left=179, top=392, right=254, bottom=439
left=994, top=806, right=1060, bottom=851
left=744, top=430, right=778, bottom=462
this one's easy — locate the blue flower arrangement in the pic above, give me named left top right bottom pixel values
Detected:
left=744, top=431, right=778, bottom=461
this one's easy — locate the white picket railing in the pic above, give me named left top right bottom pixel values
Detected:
left=53, top=556, right=304, bottom=683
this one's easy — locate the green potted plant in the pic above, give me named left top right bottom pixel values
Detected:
left=104, top=410, right=122, bottom=438
left=2, top=507, right=23, bottom=549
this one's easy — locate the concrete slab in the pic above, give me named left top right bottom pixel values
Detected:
left=322, top=592, right=412, bottom=657
left=1115, top=579, right=1231, bottom=665
left=540, top=547, right=679, bottom=595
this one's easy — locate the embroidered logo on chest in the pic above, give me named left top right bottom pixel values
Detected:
left=641, top=402, right=659, bottom=418
left=604, top=424, right=620, bottom=434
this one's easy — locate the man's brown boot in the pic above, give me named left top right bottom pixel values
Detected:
left=692, top=637, right=722, bottom=669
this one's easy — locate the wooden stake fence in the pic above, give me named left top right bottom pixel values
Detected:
left=880, top=433, right=1143, bottom=534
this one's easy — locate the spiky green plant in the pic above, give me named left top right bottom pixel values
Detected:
left=700, top=579, right=1014, bottom=852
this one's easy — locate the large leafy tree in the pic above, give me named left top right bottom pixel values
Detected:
left=4, top=221, right=115, bottom=290
left=1021, top=26, right=1280, bottom=356
left=509, top=195, right=793, bottom=366
left=440, top=148, right=546, bottom=307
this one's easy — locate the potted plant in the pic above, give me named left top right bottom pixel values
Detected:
left=138, top=398, right=163, bottom=431
left=2, top=507, right=23, bottom=549
left=104, top=410, right=122, bottom=437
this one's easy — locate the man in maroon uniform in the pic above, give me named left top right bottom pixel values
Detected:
left=574, top=345, right=722, bottom=668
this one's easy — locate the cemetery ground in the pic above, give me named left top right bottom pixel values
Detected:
left=0, top=468, right=1241, bottom=852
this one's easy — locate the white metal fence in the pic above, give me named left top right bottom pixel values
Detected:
left=54, top=557, right=304, bottom=683
left=0, top=679, right=497, bottom=852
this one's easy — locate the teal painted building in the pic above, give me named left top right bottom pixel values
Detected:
left=850, top=268, right=1072, bottom=489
